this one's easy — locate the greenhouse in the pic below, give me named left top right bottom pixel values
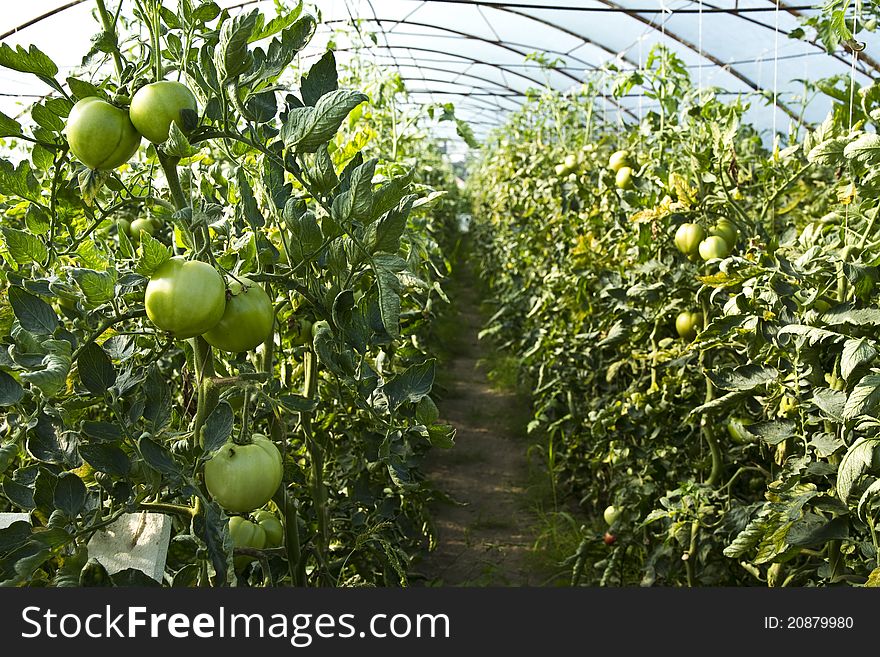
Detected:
left=0, top=0, right=878, bottom=597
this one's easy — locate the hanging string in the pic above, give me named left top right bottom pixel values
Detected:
left=772, top=0, right=780, bottom=145
left=847, top=0, right=860, bottom=131
left=698, top=0, right=703, bottom=95
left=638, top=34, right=643, bottom=123
left=844, top=1, right=860, bottom=238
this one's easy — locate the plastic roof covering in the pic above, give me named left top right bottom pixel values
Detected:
left=0, top=1, right=878, bottom=152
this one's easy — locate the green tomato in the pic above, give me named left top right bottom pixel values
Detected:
left=726, top=417, right=755, bottom=445
left=603, top=505, right=621, bottom=525
left=608, top=149, right=629, bottom=172
left=202, top=278, right=274, bottom=353
left=698, top=235, right=730, bottom=261
left=563, top=154, right=578, bottom=171
left=675, top=311, right=703, bottom=341
left=129, top=80, right=198, bottom=144
left=674, top=222, right=706, bottom=256
left=615, top=166, right=634, bottom=189
left=129, top=217, right=156, bottom=242
left=64, top=97, right=141, bottom=170
left=710, top=219, right=738, bottom=247
left=228, top=516, right=267, bottom=571
left=116, top=218, right=132, bottom=238
left=252, top=510, right=284, bottom=548
left=145, top=257, right=226, bottom=339
left=205, top=434, right=283, bottom=513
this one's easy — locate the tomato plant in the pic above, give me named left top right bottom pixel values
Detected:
left=469, top=41, right=880, bottom=587
left=0, top=1, right=458, bottom=588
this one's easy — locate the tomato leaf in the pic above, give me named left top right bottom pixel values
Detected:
left=836, top=437, right=877, bottom=501
left=301, top=50, right=338, bottom=106
left=20, top=340, right=71, bottom=398
left=281, top=89, right=367, bottom=153
left=842, top=374, right=880, bottom=420
left=77, top=342, right=116, bottom=396
left=0, top=370, right=24, bottom=406
left=840, top=338, right=877, bottom=381
left=78, top=443, right=130, bottom=478
left=1, top=228, right=47, bottom=266
left=201, top=402, right=234, bottom=455
left=53, top=472, right=86, bottom=518
left=138, top=436, right=183, bottom=479
left=0, top=43, right=58, bottom=78
left=70, top=268, right=116, bottom=306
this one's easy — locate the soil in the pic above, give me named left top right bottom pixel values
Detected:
left=417, top=263, right=541, bottom=586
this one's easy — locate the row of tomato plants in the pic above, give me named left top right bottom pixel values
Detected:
left=469, top=45, right=880, bottom=586
left=0, top=0, right=460, bottom=587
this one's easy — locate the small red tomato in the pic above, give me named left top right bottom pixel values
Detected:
left=603, top=532, right=617, bottom=546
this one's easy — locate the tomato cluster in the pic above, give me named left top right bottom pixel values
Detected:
left=65, top=80, right=198, bottom=170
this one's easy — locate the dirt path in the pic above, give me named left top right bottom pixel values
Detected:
left=418, top=264, right=541, bottom=586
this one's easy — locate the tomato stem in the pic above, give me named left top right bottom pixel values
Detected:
left=302, top=347, right=329, bottom=582
left=95, top=0, right=125, bottom=84
left=699, top=295, right=723, bottom=488
left=190, top=336, right=216, bottom=448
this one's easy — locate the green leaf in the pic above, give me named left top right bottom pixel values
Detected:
left=786, top=514, right=849, bottom=547
left=78, top=443, right=130, bottom=478
left=857, top=479, right=880, bottom=519
left=66, top=76, right=103, bottom=101
left=0, top=159, right=40, bottom=201
left=374, top=262, right=402, bottom=339
left=250, top=4, right=304, bottom=41
left=202, top=402, right=233, bottom=455
left=332, top=157, right=376, bottom=224
left=840, top=338, right=877, bottom=381
left=20, top=340, right=71, bottom=398
left=837, top=437, right=877, bottom=501
left=53, top=472, right=86, bottom=518
left=70, top=268, right=116, bottom=306
left=843, top=132, right=880, bottom=167
left=301, top=50, right=338, bottom=106
left=842, top=374, right=880, bottom=420
left=1, top=227, right=47, bottom=265
left=77, top=343, right=116, bottom=396
left=0, top=110, right=22, bottom=138
left=0, top=370, right=25, bottom=406
left=138, top=436, right=183, bottom=478
left=748, top=420, right=796, bottom=446
left=706, top=364, right=778, bottom=392
left=821, top=307, right=880, bottom=327
left=192, top=499, right=232, bottom=585
left=80, top=421, right=121, bottom=443
left=276, top=394, right=319, bottom=413
left=135, top=232, right=171, bottom=277
left=0, top=43, right=58, bottom=77
left=381, top=360, right=435, bottom=411
left=281, top=89, right=368, bottom=153
left=427, top=423, right=456, bottom=448
left=812, top=388, right=846, bottom=422
left=215, top=10, right=258, bottom=82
